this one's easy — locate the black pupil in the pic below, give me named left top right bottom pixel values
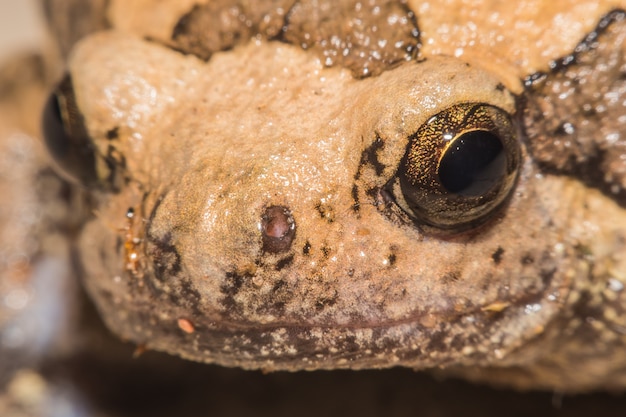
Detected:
left=438, top=130, right=505, bottom=196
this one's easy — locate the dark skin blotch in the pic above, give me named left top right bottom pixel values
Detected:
left=540, top=267, right=557, bottom=287
left=351, top=183, right=360, bottom=213
left=491, top=246, right=505, bottom=265
left=442, top=271, right=461, bottom=283
left=521, top=254, right=535, bottom=265
left=272, top=280, right=286, bottom=293
left=106, top=126, right=119, bottom=140
left=103, top=144, right=126, bottom=192
left=351, top=134, right=387, bottom=218
left=275, top=254, right=295, bottom=271
left=315, top=202, right=335, bottom=223
left=148, top=231, right=182, bottom=282
left=523, top=9, right=626, bottom=205
left=359, top=134, right=387, bottom=177
left=219, top=271, right=253, bottom=316
left=315, top=291, right=338, bottom=311
left=171, top=1, right=291, bottom=61
left=170, top=0, right=420, bottom=78
left=172, top=278, right=203, bottom=317
left=222, top=271, right=245, bottom=297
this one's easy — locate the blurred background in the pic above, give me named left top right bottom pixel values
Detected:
left=0, top=0, right=44, bottom=66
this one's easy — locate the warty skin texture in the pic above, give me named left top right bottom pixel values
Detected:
left=35, top=0, right=626, bottom=391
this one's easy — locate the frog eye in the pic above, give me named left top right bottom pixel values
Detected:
left=42, top=75, right=99, bottom=187
left=392, top=103, right=521, bottom=231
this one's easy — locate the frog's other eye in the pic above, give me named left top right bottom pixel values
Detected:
left=392, top=103, right=521, bottom=231
left=42, top=75, right=99, bottom=187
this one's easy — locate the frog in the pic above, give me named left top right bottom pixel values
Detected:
left=3, top=0, right=626, bottom=394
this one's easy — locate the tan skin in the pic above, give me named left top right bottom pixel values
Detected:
left=2, top=0, right=626, bottom=392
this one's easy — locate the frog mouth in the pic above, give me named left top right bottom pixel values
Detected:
left=134, top=266, right=565, bottom=371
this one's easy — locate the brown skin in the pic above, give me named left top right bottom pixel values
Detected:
left=19, top=0, right=626, bottom=391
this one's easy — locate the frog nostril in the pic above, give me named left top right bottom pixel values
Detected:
left=261, top=206, right=296, bottom=253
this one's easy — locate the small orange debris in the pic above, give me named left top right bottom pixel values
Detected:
left=177, top=318, right=195, bottom=334
left=133, top=344, right=148, bottom=358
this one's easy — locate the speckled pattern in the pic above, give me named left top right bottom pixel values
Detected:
left=36, top=0, right=626, bottom=391
left=3, top=3, right=626, bottom=416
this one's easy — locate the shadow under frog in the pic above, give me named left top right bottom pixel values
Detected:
left=43, top=2, right=626, bottom=391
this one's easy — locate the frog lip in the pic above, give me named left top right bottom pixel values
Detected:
left=206, top=265, right=561, bottom=333
left=156, top=277, right=564, bottom=371
left=210, top=281, right=557, bottom=332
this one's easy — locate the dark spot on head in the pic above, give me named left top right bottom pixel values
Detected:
left=523, top=71, right=547, bottom=87
left=115, top=235, right=123, bottom=253
left=522, top=9, right=626, bottom=206
left=315, top=202, right=335, bottom=222
left=271, top=301, right=286, bottom=314
left=495, top=82, right=505, bottom=92
left=302, top=241, right=311, bottom=255
left=491, top=246, right=505, bottom=265
left=272, top=280, right=286, bottom=293
left=359, top=134, right=386, bottom=176
left=103, top=144, right=126, bottom=191
left=574, top=242, right=593, bottom=259
left=222, top=272, right=245, bottom=296
left=149, top=232, right=182, bottom=282
left=219, top=271, right=254, bottom=316
left=321, top=245, right=331, bottom=258
left=281, top=0, right=420, bottom=78
left=275, top=254, right=294, bottom=271
left=540, top=268, right=557, bottom=287
left=172, top=279, right=203, bottom=317
left=365, top=185, right=380, bottom=199
left=315, top=290, right=338, bottom=311
left=553, top=121, right=576, bottom=136
left=521, top=254, right=535, bottom=265
left=351, top=184, right=360, bottom=213
left=352, top=134, right=390, bottom=213
left=387, top=252, right=397, bottom=267
left=261, top=205, right=295, bottom=253
left=442, top=271, right=461, bottom=283
left=106, top=126, right=119, bottom=140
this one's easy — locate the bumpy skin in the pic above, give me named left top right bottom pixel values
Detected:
left=42, top=0, right=626, bottom=391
